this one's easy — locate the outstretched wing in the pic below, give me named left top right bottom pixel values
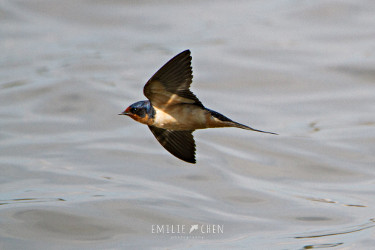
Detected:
left=143, top=50, right=204, bottom=108
left=148, top=125, right=196, bottom=164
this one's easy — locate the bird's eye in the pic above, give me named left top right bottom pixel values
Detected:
left=131, top=108, right=137, bottom=113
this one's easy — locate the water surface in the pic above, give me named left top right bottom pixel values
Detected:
left=1, top=0, right=375, bottom=249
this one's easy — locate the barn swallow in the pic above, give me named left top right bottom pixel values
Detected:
left=120, top=50, right=277, bottom=164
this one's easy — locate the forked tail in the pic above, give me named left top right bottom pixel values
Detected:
left=207, top=108, right=278, bottom=135
left=230, top=121, right=278, bottom=135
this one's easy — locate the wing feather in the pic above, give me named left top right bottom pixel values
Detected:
left=148, top=126, right=196, bottom=164
left=143, top=50, right=204, bottom=108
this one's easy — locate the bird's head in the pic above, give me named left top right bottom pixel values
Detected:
left=119, top=100, right=154, bottom=125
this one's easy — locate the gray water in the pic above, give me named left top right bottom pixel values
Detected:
left=1, top=0, right=375, bottom=249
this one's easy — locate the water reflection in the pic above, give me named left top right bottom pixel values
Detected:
left=302, top=243, right=343, bottom=249
left=0, top=198, right=65, bottom=206
left=296, top=218, right=375, bottom=239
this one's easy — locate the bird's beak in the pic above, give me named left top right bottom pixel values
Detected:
left=118, top=111, right=130, bottom=116
left=119, top=107, right=131, bottom=116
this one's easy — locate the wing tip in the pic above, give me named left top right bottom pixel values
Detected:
left=183, top=156, right=196, bottom=164
left=181, top=49, right=191, bottom=55
left=177, top=49, right=192, bottom=63
left=175, top=146, right=196, bottom=164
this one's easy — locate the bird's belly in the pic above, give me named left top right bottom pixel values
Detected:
left=153, top=105, right=209, bottom=130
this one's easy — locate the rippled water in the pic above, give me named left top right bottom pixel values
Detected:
left=1, top=0, right=375, bottom=249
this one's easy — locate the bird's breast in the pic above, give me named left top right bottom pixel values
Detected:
left=152, top=104, right=210, bottom=130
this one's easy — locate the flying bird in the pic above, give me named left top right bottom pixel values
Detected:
left=120, top=50, right=276, bottom=163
